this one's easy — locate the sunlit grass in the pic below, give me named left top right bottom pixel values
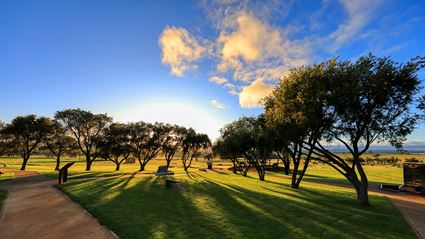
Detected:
left=57, top=171, right=415, bottom=239
left=0, top=156, right=415, bottom=238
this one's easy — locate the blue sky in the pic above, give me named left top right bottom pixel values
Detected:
left=0, top=0, right=425, bottom=144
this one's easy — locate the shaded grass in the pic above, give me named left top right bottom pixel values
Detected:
left=0, top=156, right=416, bottom=238
left=0, top=171, right=14, bottom=214
left=59, top=171, right=416, bottom=239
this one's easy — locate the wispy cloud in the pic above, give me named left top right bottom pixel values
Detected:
left=210, top=99, right=226, bottom=110
left=327, top=0, right=382, bottom=52
left=208, top=76, right=228, bottom=85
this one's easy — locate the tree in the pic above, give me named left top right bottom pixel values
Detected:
left=213, top=134, right=250, bottom=176
left=181, top=128, right=211, bottom=171
left=43, top=120, right=77, bottom=170
left=0, top=121, right=7, bottom=156
left=1, top=115, right=53, bottom=170
left=216, top=117, right=271, bottom=181
left=128, top=122, right=168, bottom=171
left=55, top=109, right=112, bottom=171
left=264, top=63, right=329, bottom=188
left=162, top=124, right=185, bottom=168
left=97, top=123, right=131, bottom=171
left=266, top=55, right=425, bottom=205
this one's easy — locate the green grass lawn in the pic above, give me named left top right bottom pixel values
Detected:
left=0, top=156, right=417, bottom=239
left=0, top=171, right=14, bottom=213
left=58, top=172, right=415, bottom=239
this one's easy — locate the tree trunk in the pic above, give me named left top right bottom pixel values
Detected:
left=257, top=166, right=265, bottom=181
left=115, top=163, right=120, bottom=171
left=291, top=161, right=300, bottom=188
left=356, top=184, right=369, bottom=206
left=55, top=156, right=61, bottom=171
left=139, top=162, right=146, bottom=171
left=231, top=160, right=237, bottom=174
left=166, top=159, right=171, bottom=168
left=241, top=165, right=250, bottom=177
left=350, top=176, right=369, bottom=206
left=354, top=156, right=370, bottom=205
left=20, top=155, right=29, bottom=171
left=294, top=157, right=311, bottom=188
left=283, top=159, right=290, bottom=175
left=85, top=154, right=92, bottom=171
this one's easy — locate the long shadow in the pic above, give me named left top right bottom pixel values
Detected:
left=59, top=172, right=417, bottom=239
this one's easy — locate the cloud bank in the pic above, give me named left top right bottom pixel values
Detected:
left=159, top=0, right=384, bottom=108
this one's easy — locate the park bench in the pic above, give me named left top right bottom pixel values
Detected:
left=155, top=166, right=174, bottom=176
left=380, top=162, right=425, bottom=194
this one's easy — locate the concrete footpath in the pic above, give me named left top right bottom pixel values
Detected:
left=0, top=169, right=117, bottom=239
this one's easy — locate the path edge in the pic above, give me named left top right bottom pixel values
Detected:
left=54, top=184, right=120, bottom=239
left=388, top=199, right=423, bottom=239
left=0, top=189, right=9, bottom=223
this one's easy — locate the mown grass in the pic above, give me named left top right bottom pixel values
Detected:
left=0, top=171, right=14, bottom=213
left=58, top=172, right=416, bottom=239
left=0, top=156, right=417, bottom=238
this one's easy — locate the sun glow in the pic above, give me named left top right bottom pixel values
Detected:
left=114, top=101, right=226, bottom=141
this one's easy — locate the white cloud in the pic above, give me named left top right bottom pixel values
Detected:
left=208, top=76, right=228, bottom=85
left=158, top=0, right=383, bottom=109
left=216, top=13, right=309, bottom=82
left=210, top=99, right=226, bottom=110
left=159, top=26, right=204, bottom=77
left=238, top=79, right=274, bottom=108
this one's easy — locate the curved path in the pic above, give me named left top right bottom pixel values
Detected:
left=0, top=169, right=117, bottom=239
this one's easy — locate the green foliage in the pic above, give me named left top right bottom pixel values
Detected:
left=96, top=123, right=132, bottom=171
left=216, top=116, right=271, bottom=180
left=1, top=115, right=53, bottom=170
left=55, top=108, right=112, bottom=171
left=264, top=54, right=425, bottom=205
left=180, top=128, right=211, bottom=171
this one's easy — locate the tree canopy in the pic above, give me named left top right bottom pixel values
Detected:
left=264, top=54, right=425, bottom=205
left=55, top=108, right=112, bottom=171
left=1, top=115, right=53, bottom=170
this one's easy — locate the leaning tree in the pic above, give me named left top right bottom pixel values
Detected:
left=180, top=128, right=211, bottom=172
left=1, top=115, right=52, bottom=170
left=264, top=62, right=331, bottom=189
left=55, top=109, right=112, bottom=171
left=43, top=120, right=77, bottom=170
left=97, top=123, right=132, bottom=171
left=266, top=55, right=425, bottom=205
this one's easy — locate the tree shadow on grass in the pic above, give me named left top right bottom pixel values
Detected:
left=60, top=172, right=416, bottom=239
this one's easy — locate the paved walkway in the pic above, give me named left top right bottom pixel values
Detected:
left=0, top=169, right=117, bottom=239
